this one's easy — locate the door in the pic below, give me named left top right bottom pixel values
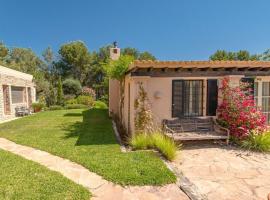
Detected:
left=172, top=80, right=203, bottom=117
left=2, top=85, right=11, bottom=115
left=207, top=79, right=218, bottom=116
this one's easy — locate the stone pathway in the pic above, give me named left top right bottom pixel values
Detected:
left=0, top=138, right=188, bottom=200
left=173, top=144, right=270, bottom=200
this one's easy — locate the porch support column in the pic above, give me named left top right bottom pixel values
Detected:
left=203, top=79, right=207, bottom=116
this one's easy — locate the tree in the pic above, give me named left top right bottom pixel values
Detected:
left=259, top=49, right=270, bottom=61
left=122, top=47, right=139, bottom=58
left=62, top=78, right=82, bottom=96
left=0, top=42, right=8, bottom=63
left=105, top=55, right=134, bottom=120
left=209, top=50, right=258, bottom=61
left=57, top=77, right=64, bottom=105
left=138, top=51, right=156, bottom=61
left=58, top=41, right=92, bottom=83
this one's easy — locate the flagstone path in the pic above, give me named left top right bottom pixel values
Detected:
left=0, top=138, right=189, bottom=200
left=173, top=144, right=270, bottom=200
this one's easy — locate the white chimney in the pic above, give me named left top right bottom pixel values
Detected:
left=110, top=41, right=120, bottom=60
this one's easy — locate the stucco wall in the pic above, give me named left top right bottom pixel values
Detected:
left=0, top=73, right=36, bottom=121
left=124, top=75, right=243, bottom=135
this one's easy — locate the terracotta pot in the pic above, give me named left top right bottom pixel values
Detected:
left=34, top=107, right=41, bottom=113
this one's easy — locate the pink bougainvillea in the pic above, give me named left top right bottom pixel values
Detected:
left=217, top=78, right=266, bottom=139
left=82, top=87, right=96, bottom=99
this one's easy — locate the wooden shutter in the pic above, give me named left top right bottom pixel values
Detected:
left=172, top=80, right=183, bottom=117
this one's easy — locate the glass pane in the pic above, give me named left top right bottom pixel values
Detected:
left=254, top=82, right=258, bottom=97
left=262, top=82, right=270, bottom=96
left=262, top=97, right=270, bottom=112
left=11, top=86, right=24, bottom=104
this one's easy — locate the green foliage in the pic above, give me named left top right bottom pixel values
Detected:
left=0, top=42, right=8, bottom=60
left=48, top=105, right=63, bottom=110
left=210, top=50, right=258, bottom=61
left=65, top=104, right=88, bottom=109
left=259, top=49, right=270, bottom=61
left=57, top=77, right=64, bottom=105
left=94, top=100, right=108, bottom=109
left=241, top=131, right=270, bottom=152
left=58, top=41, right=92, bottom=82
left=105, top=55, right=134, bottom=80
left=66, top=98, right=78, bottom=105
left=134, top=83, right=154, bottom=133
left=138, top=51, right=156, bottom=60
left=130, top=132, right=179, bottom=161
left=122, top=47, right=156, bottom=61
left=76, top=95, right=94, bottom=107
left=31, top=102, right=45, bottom=112
left=63, top=78, right=82, bottom=96
left=0, top=150, right=90, bottom=200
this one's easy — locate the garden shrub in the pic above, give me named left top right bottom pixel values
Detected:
left=31, top=102, right=45, bottom=112
left=94, top=101, right=108, bottom=109
left=241, top=131, right=270, bottom=152
left=76, top=95, right=94, bottom=107
left=65, top=104, right=88, bottom=109
left=48, top=105, right=63, bottom=110
left=130, top=132, right=179, bottom=161
left=66, top=98, right=78, bottom=105
left=63, top=78, right=82, bottom=96
left=82, top=87, right=96, bottom=99
left=217, top=78, right=266, bottom=139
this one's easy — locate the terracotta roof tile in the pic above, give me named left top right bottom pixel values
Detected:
left=129, top=60, right=270, bottom=70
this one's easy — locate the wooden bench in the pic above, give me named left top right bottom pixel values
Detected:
left=15, top=106, right=30, bottom=117
left=163, top=117, right=230, bottom=144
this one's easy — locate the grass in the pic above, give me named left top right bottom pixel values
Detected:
left=241, top=132, right=270, bottom=152
left=0, top=149, right=89, bottom=200
left=0, top=108, right=176, bottom=185
left=130, top=132, right=179, bottom=161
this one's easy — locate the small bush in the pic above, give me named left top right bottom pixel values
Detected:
left=48, top=105, right=64, bottom=110
left=94, top=101, right=108, bottom=109
left=130, top=134, right=154, bottom=150
left=66, top=98, right=78, bottom=105
left=65, top=104, right=87, bottom=109
left=151, top=132, right=178, bottom=161
left=76, top=95, right=94, bottom=107
left=130, top=132, right=179, bottom=161
left=31, top=102, right=45, bottom=112
left=241, top=131, right=270, bottom=152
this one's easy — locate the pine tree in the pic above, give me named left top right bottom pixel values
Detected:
left=57, top=77, right=64, bottom=105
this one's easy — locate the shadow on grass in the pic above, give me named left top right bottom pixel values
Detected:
left=63, top=109, right=117, bottom=146
left=64, top=113, right=83, bottom=117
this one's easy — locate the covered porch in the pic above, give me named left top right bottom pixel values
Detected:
left=0, top=65, right=36, bottom=121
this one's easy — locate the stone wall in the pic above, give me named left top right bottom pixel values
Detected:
left=0, top=73, right=36, bottom=121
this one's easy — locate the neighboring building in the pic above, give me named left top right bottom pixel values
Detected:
left=109, top=47, right=270, bottom=135
left=0, top=65, right=36, bottom=121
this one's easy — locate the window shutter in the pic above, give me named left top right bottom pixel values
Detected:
left=172, top=80, right=183, bottom=117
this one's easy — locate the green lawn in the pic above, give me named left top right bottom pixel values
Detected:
left=0, top=109, right=176, bottom=185
left=0, top=149, right=89, bottom=200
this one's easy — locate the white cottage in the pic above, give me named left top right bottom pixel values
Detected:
left=0, top=65, right=36, bottom=121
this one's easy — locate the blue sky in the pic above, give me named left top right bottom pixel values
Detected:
left=1, top=0, right=270, bottom=60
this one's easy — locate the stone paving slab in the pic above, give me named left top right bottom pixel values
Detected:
left=173, top=144, right=270, bottom=200
left=0, top=138, right=189, bottom=200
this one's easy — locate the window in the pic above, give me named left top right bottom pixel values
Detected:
left=172, top=80, right=203, bottom=117
left=255, top=81, right=270, bottom=124
left=262, top=82, right=270, bottom=123
left=11, top=86, right=24, bottom=104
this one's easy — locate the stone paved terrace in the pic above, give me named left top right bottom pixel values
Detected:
left=173, top=144, right=270, bottom=200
